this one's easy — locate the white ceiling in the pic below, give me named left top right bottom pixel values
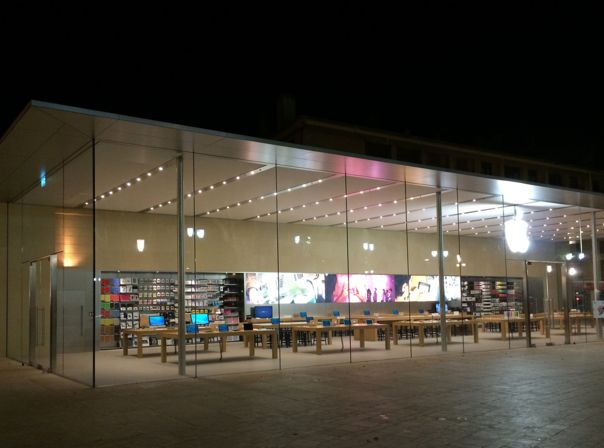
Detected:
left=4, top=102, right=604, bottom=243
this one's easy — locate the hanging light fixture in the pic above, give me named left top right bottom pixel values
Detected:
left=577, top=217, right=585, bottom=259
left=505, top=207, right=530, bottom=253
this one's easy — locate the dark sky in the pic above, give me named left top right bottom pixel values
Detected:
left=2, top=90, right=603, bottom=171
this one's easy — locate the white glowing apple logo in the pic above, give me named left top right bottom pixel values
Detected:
left=505, top=212, right=530, bottom=254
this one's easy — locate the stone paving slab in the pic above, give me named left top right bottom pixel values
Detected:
left=1, top=343, right=604, bottom=448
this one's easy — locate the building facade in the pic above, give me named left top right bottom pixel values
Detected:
left=1, top=101, right=603, bottom=387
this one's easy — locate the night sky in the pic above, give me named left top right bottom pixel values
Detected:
left=2, top=90, right=603, bottom=171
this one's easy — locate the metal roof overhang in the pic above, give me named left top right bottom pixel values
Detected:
left=1, top=100, right=602, bottom=210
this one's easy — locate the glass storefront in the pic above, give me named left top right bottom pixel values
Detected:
left=3, top=104, right=604, bottom=386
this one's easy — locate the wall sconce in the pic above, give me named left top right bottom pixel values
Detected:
left=136, top=239, right=145, bottom=252
left=196, top=229, right=205, bottom=239
left=546, top=265, right=553, bottom=273
left=294, top=235, right=301, bottom=244
left=363, top=242, right=375, bottom=251
left=187, top=227, right=194, bottom=237
left=431, top=250, right=449, bottom=258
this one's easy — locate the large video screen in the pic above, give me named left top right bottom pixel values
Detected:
left=245, top=272, right=326, bottom=304
left=325, top=274, right=396, bottom=303
left=245, top=272, right=460, bottom=304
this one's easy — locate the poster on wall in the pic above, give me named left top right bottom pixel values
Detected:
left=593, top=300, right=604, bottom=319
left=245, top=272, right=326, bottom=304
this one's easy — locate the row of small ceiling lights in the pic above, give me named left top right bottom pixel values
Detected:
left=144, top=165, right=276, bottom=212
left=82, top=162, right=174, bottom=207
left=122, top=166, right=603, bottom=240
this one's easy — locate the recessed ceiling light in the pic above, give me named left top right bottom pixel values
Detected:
left=236, top=176, right=240, bottom=180
left=158, top=167, right=163, bottom=171
left=127, top=182, right=131, bottom=187
left=210, top=186, right=214, bottom=190
left=187, top=193, right=192, bottom=198
left=109, top=191, right=113, bottom=195
left=237, top=202, right=241, bottom=206
left=150, top=207, right=154, bottom=210
left=84, top=202, right=88, bottom=206
left=222, top=181, right=227, bottom=184
left=158, top=204, right=163, bottom=208
left=147, top=172, right=152, bottom=177
left=117, top=187, right=122, bottom=191
left=136, top=178, right=141, bottom=182
left=100, top=195, right=105, bottom=199
left=248, top=199, right=252, bottom=203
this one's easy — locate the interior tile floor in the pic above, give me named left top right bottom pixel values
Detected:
left=2, top=335, right=603, bottom=447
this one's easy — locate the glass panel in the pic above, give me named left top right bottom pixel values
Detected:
left=345, top=175, right=409, bottom=363
left=405, top=182, right=441, bottom=357
left=59, top=148, right=94, bottom=384
left=94, top=141, right=180, bottom=386
left=275, top=164, right=349, bottom=366
left=191, top=152, right=279, bottom=376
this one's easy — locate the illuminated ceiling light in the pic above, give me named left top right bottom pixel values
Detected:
left=565, top=253, right=573, bottom=260
left=315, top=201, right=319, bottom=205
left=248, top=199, right=252, bottom=203
left=578, top=252, right=586, bottom=260
left=168, top=201, right=172, bottom=204
left=302, top=204, right=306, bottom=208
left=337, top=211, right=341, bottom=215
left=472, top=199, right=476, bottom=202
left=100, top=195, right=105, bottom=199
left=158, top=166, right=163, bottom=171
left=294, top=235, right=301, bottom=244
left=360, top=191, right=364, bottom=194
left=318, top=179, right=323, bottom=183
left=158, top=204, right=163, bottom=208
left=505, top=209, right=530, bottom=254
left=150, top=207, right=154, bottom=210
left=261, top=196, right=265, bottom=200
left=250, top=171, right=255, bottom=175
left=237, top=202, right=241, bottom=206
left=136, top=239, right=145, bottom=252
left=147, top=172, right=152, bottom=177
left=210, top=185, right=214, bottom=189
left=568, top=267, right=578, bottom=276
left=236, top=176, right=240, bottom=180
left=198, top=189, right=202, bottom=194
left=136, top=177, right=141, bottom=182
left=302, top=183, right=306, bottom=187
left=117, top=187, right=122, bottom=191
left=187, top=227, right=194, bottom=237
left=257, top=215, right=260, bottom=219
left=187, top=193, right=192, bottom=198
left=84, top=202, right=88, bottom=206
left=222, top=181, right=227, bottom=184
left=394, top=200, right=398, bottom=204
left=127, top=182, right=131, bottom=187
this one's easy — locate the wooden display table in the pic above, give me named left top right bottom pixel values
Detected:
left=159, top=328, right=278, bottom=363
left=392, top=319, right=478, bottom=346
left=290, top=323, right=390, bottom=354
left=122, top=328, right=172, bottom=358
